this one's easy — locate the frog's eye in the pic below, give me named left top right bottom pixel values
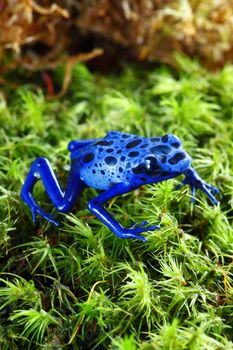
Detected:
left=132, top=156, right=161, bottom=176
left=142, top=156, right=161, bottom=175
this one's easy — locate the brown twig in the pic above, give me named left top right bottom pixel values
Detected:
left=28, top=0, right=69, bottom=18
left=50, top=48, right=104, bottom=99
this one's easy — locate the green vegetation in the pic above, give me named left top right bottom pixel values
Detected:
left=0, top=56, right=233, bottom=349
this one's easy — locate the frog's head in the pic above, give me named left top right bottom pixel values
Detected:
left=158, top=135, right=191, bottom=173
left=132, top=134, right=191, bottom=182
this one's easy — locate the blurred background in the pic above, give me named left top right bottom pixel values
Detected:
left=1, top=0, right=233, bottom=76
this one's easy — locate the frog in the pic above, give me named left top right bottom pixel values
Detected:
left=20, top=131, right=219, bottom=242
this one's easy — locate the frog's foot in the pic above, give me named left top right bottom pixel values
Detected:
left=31, top=205, right=59, bottom=227
left=118, top=222, right=160, bottom=242
left=176, top=167, right=220, bottom=205
left=197, top=182, right=220, bottom=205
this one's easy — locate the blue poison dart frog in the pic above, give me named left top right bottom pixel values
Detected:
left=21, top=131, right=219, bottom=242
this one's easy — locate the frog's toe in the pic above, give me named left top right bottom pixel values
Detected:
left=130, top=220, right=149, bottom=229
left=41, top=212, right=59, bottom=226
left=175, top=182, right=185, bottom=191
left=206, top=184, right=220, bottom=195
left=146, top=224, right=161, bottom=231
left=31, top=206, right=60, bottom=226
left=43, top=213, right=60, bottom=226
left=118, top=223, right=160, bottom=241
left=212, top=187, right=220, bottom=195
left=31, top=207, right=38, bottom=224
left=131, top=233, right=148, bottom=242
left=175, top=183, right=182, bottom=190
left=201, top=184, right=219, bottom=205
left=139, top=220, right=149, bottom=227
left=206, top=193, right=219, bottom=205
left=131, top=224, right=160, bottom=241
left=133, top=224, right=160, bottom=233
left=176, top=178, right=189, bottom=190
left=118, top=229, right=147, bottom=241
left=190, top=186, right=196, bottom=202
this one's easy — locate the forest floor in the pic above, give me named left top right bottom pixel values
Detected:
left=0, top=56, right=233, bottom=349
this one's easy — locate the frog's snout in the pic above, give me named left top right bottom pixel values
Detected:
left=163, top=151, right=191, bottom=173
left=173, top=152, right=192, bottom=172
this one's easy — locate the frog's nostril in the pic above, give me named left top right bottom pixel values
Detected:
left=160, top=156, right=167, bottom=163
left=161, top=134, right=169, bottom=143
left=170, top=142, right=180, bottom=148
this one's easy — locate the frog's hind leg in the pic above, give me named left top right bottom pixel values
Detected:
left=21, top=157, right=85, bottom=226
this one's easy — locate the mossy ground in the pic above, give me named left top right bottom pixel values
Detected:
left=0, top=56, right=233, bottom=349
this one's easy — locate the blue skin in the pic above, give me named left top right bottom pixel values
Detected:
left=21, top=131, right=219, bottom=242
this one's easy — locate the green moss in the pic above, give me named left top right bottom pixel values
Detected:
left=0, top=56, right=232, bottom=349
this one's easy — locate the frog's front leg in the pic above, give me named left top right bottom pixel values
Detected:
left=88, top=183, right=160, bottom=242
left=177, top=167, right=219, bottom=205
left=21, top=158, right=85, bottom=225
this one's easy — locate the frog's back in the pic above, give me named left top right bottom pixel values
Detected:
left=73, top=131, right=190, bottom=191
left=74, top=131, right=145, bottom=190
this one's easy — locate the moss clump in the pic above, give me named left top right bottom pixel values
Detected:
left=0, top=57, right=232, bottom=349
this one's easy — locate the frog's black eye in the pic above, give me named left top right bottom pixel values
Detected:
left=160, top=155, right=167, bottom=163
left=142, top=156, right=161, bottom=175
left=132, top=156, right=162, bottom=176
